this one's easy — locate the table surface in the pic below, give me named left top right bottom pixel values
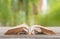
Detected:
left=0, top=27, right=60, bottom=39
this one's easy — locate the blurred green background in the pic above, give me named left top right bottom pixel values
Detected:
left=0, top=0, right=60, bottom=27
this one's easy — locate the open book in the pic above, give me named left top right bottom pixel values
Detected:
left=5, top=24, right=56, bottom=35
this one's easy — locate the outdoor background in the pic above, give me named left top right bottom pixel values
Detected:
left=0, top=0, right=60, bottom=27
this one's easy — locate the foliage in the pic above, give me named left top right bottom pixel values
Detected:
left=40, top=0, right=60, bottom=26
left=0, top=0, right=60, bottom=27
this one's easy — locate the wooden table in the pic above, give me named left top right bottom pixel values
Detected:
left=0, top=27, right=60, bottom=39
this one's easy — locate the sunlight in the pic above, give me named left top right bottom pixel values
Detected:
left=41, top=0, right=47, bottom=14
